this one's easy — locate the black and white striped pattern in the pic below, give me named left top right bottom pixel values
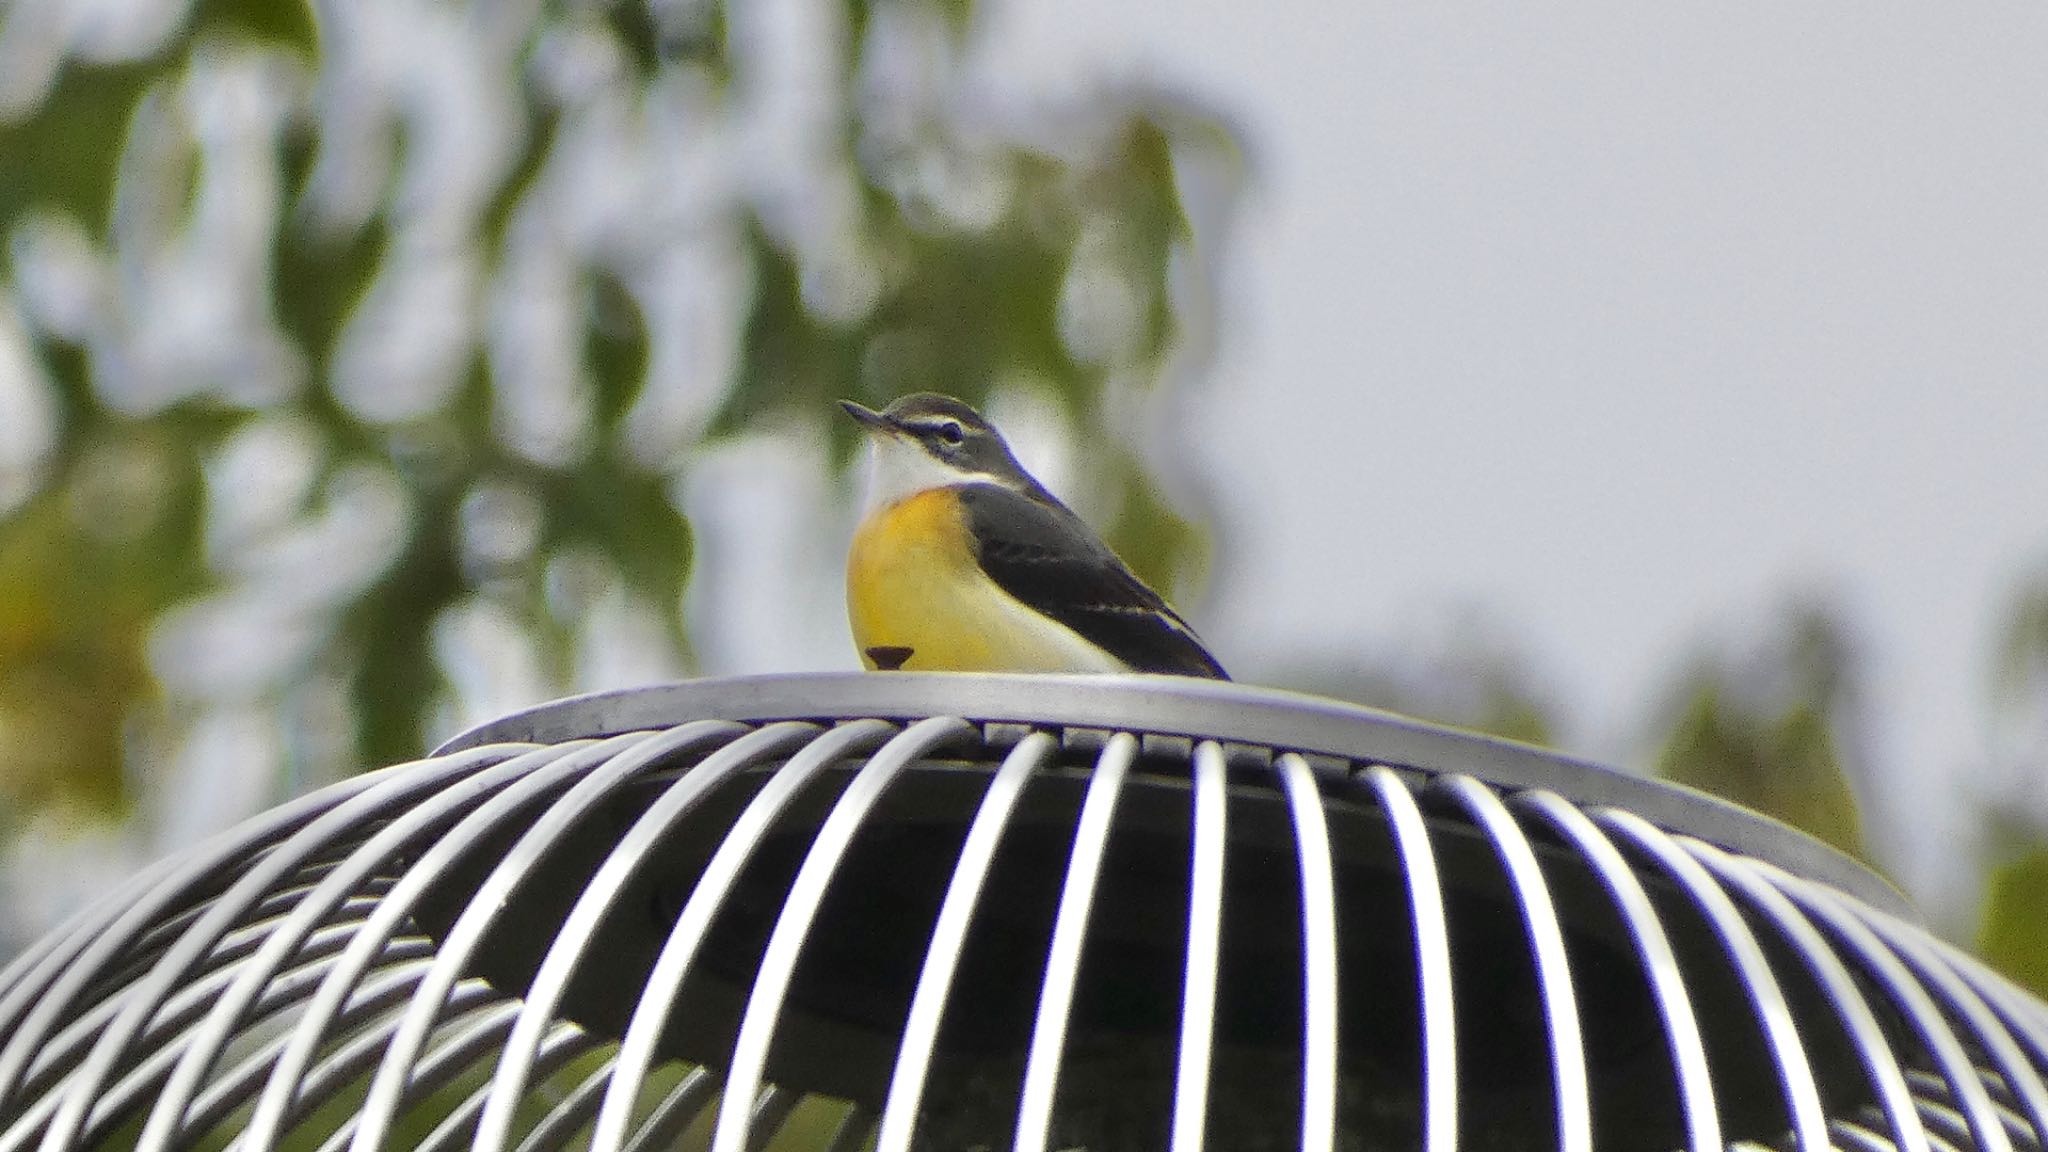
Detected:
left=0, top=674, right=2038, bottom=1152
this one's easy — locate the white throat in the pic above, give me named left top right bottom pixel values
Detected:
left=861, top=434, right=1009, bottom=511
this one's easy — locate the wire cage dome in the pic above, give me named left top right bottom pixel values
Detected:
left=2, top=673, right=2045, bottom=1152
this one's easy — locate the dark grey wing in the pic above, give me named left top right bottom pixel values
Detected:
left=957, top=484, right=1228, bottom=679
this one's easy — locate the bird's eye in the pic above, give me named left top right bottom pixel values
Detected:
left=934, top=421, right=965, bottom=446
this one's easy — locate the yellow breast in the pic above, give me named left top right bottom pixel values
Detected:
left=846, top=488, right=1125, bottom=673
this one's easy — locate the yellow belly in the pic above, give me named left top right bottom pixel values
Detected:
left=846, top=488, right=1125, bottom=673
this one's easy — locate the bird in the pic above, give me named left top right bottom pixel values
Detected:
left=841, top=392, right=1228, bottom=678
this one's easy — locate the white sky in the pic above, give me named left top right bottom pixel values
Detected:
left=963, top=1, right=2048, bottom=912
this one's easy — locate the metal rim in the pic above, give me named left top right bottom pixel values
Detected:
left=435, top=673, right=1908, bottom=917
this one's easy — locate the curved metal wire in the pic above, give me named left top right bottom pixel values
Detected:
left=1360, top=765, right=1458, bottom=1152
left=0, top=756, right=460, bottom=1111
left=1278, top=753, right=1339, bottom=1152
left=1685, top=837, right=1936, bottom=1152
left=874, top=731, right=1055, bottom=1152
left=133, top=744, right=558, bottom=1152
left=706, top=717, right=978, bottom=1152
left=1771, top=869, right=2016, bottom=1152
left=350, top=721, right=753, bottom=1152
left=1438, top=773, right=1592, bottom=1152
left=1594, top=807, right=1832, bottom=1152
left=2, top=673, right=2044, bottom=1152
left=466, top=721, right=823, bottom=1152
left=1514, top=790, right=1721, bottom=1152
left=1850, top=903, right=2048, bottom=1149
left=1169, top=740, right=1230, bottom=1152
left=1012, top=731, right=1139, bottom=1152
left=586, top=718, right=899, bottom=1150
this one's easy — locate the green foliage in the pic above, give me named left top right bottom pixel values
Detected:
left=0, top=63, right=156, bottom=240
left=191, top=0, right=318, bottom=53
left=1650, top=605, right=1869, bottom=862
left=1654, top=686, right=1866, bottom=859
left=1974, top=571, right=2048, bottom=988
left=0, top=429, right=210, bottom=819
left=1094, top=447, right=1208, bottom=602
left=0, top=0, right=1227, bottom=817
left=1978, top=847, right=2048, bottom=998
left=725, top=113, right=1197, bottom=466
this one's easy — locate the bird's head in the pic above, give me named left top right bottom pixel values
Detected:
left=841, top=393, right=1040, bottom=508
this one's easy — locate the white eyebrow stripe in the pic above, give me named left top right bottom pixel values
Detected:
left=900, top=417, right=970, bottom=437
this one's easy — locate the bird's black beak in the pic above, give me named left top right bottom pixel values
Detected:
left=840, top=400, right=889, bottom=431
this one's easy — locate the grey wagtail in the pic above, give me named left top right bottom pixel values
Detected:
left=841, top=393, right=1228, bottom=678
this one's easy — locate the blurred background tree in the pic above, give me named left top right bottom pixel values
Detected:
left=1648, top=601, right=1869, bottom=862
left=1266, top=597, right=1873, bottom=869
left=1974, top=575, right=2048, bottom=993
left=0, top=0, right=1236, bottom=946
left=0, top=0, right=2042, bottom=992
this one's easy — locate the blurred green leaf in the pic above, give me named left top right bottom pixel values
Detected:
left=0, top=63, right=156, bottom=238
left=1649, top=603, right=1870, bottom=860
left=604, top=0, right=669, bottom=75
left=1476, top=685, right=1553, bottom=747
left=274, top=218, right=390, bottom=381
left=723, top=217, right=864, bottom=438
left=344, top=486, right=453, bottom=771
left=1099, top=447, right=1206, bottom=603
left=1081, top=116, right=1187, bottom=363
left=0, top=431, right=211, bottom=817
left=587, top=268, right=651, bottom=430
left=1653, top=679, right=1867, bottom=861
left=191, top=0, right=319, bottom=53
left=663, top=2, right=733, bottom=86
left=538, top=457, right=695, bottom=655
left=0, top=0, right=1232, bottom=854
left=1978, top=846, right=2048, bottom=998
